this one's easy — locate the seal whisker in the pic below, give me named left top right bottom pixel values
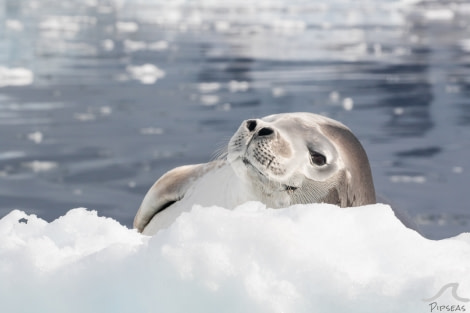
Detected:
left=211, top=137, right=230, bottom=161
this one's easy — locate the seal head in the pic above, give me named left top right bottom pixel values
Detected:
left=227, top=113, right=376, bottom=208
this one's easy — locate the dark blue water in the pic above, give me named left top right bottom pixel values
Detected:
left=1, top=0, right=469, bottom=239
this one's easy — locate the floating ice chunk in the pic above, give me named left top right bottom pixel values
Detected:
left=198, top=82, right=221, bottom=93
left=272, top=19, right=306, bottom=33
left=200, top=94, right=219, bottom=106
left=40, top=17, right=79, bottom=32
left=124, top=40, right=169, bottom=52
left=101, top=39, right=115, bottom=51
left=22, top=161, right=57, bottom=172
left=424, top=9, right=455, bottom=21
left=394, top=107, right=405, bottom=115
left=100, top=106, right=112, bottom=115
left=128, top=181, right=137, bottom=188
left=0, top=151, right=25, bottom=160
left=39, top=15, right=96, bottom=34
left=148, top=40, right=169, bottom=51
left=3, top=102, right=65, bottom=111
left=229, top=80, right=249, bottom=92
left=0, top=67, right=34, bottom=87
left=127, top=64, right=165, bottom=84
left=218, top=103, right=231, bottom=111
left=86, top=0, right=98, bottom=7
left=140, top=127, right=164, bottom=135
left=347, top=42, right=368, bottom=55
left=116, top=21, right=139, bottom=33
left=74, top=112, right=96, bottom=121
left=6, top=19, right=24, bottom=31
left=342, top=97, right=354, bottom=111
left=445, top=85, right=460, bottom=94
left=214, top=21, right=231, bottom=32
left=390, top=175, right=426, bottom=184
left=393, top=46, right=411, bottom=56
left=459, top=39, right=470, bottom=53
left=98, top=5, right=113, bottom=14
left=27, top=131, right=43, bottom=144
left=329, top=91, right=340, bottom=103
left=124, top=40, right=147, bottom=52
left=272, top=87, right=285, bottom=97
left=399, top=0, right=422, bottom=4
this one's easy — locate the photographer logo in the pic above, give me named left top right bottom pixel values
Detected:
left=423, top=283, right=469, bottom=312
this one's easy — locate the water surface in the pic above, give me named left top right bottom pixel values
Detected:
left=1, top=0, right=470, bottom=239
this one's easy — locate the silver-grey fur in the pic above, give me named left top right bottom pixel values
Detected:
left=134, top=112, right=377, bottom=234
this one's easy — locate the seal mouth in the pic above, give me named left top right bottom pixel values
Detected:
left=242, top=157, right=298, bottom=193
left=242, top=157, right=266, bottom=177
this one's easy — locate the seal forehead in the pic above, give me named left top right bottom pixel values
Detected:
left=261, top=114, right=341, bottom=157
left=261, top=112, right=349, bottom=131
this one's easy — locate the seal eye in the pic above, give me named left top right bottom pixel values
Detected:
left=310, top=151, right=326, bottom=166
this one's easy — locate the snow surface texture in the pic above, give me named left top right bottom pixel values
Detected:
left=1, top=202, right=469, bottom=313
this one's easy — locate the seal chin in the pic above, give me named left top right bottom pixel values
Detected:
left=241, top=156, right=299, bottom=193
left=241, top=157, right=264, bottom=176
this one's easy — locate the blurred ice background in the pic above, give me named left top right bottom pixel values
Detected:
left=0, top=0, right=470, bottom=239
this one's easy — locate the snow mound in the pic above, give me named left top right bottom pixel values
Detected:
left=1, top=202, right=469, bottom=313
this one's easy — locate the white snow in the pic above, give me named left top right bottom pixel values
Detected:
left=1, top=202, right=469, bottom=313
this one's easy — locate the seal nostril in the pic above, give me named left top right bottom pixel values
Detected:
left=246, top=120, right=257, bottom=132
left=258, top=127, right=274, bottom=137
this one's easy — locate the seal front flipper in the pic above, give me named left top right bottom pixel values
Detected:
left=133, top=161, right=223, bottom=233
